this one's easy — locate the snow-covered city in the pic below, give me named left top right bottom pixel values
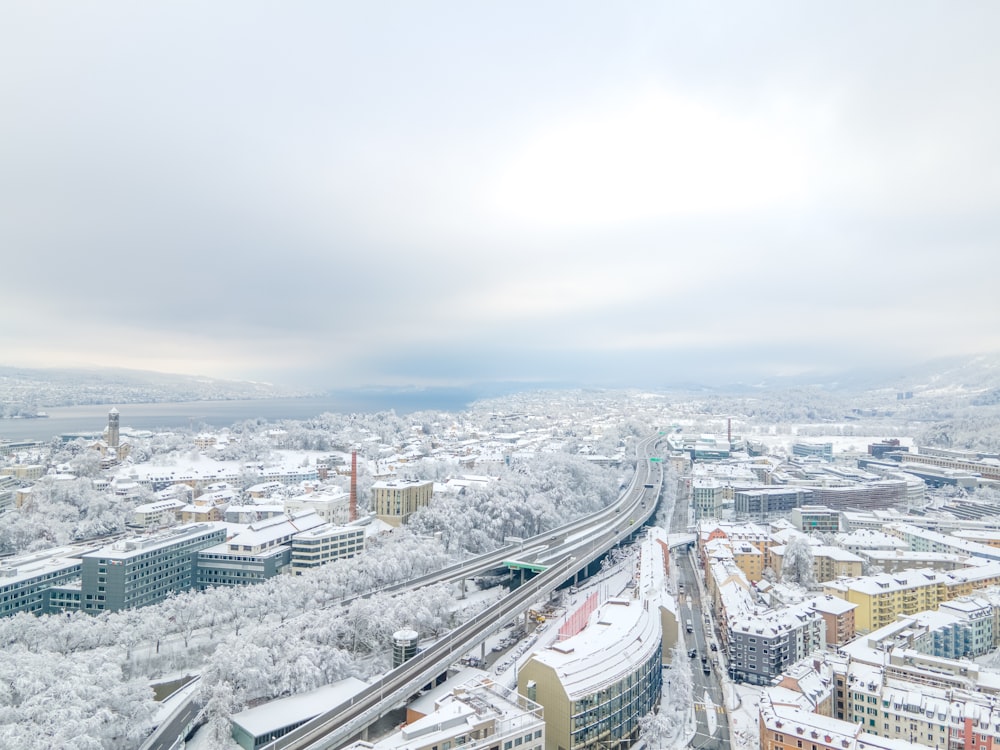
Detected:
left=3, top=3, right=999, bottom=749
left=2, top=368, right=1000, bottom=750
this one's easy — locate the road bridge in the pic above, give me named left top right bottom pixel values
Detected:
left=264, top=433, right=666, bottom=750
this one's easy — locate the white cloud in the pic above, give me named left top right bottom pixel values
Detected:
left=487, top=88, right=812, bottom=229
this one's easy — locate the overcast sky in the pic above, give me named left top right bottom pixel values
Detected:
left=2, top=2, right=998, bottom=390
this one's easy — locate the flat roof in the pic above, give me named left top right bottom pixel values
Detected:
left=232, top=677, right=368, bottom=737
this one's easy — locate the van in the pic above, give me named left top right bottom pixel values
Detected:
left=685, top=619, right=693, bottom=633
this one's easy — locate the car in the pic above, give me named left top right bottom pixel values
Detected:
left=710, top=642, right=718, bottom=651
left=688, top=649, right=697, bottom=658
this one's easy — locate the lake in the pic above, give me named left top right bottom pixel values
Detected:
left=0, top=390, right=482, bottom=442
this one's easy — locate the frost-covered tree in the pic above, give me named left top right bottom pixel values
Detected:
left=0, top=646, right=155, bottom=749
left=0, top=476, right=140, bottom=555
left=407, top=452, right=620, bottom=553
left=641, top=642, right=694, bottom=748
left=781, top=535, right=817, bottom=587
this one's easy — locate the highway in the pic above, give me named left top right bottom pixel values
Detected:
left=263, top=433, right=665, bottom=750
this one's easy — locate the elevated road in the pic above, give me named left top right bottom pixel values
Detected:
left=267, top=433, right=666, bottom=750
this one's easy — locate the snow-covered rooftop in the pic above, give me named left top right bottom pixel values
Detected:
left=231, top=677, right=368, bottom=737
left=526, top=597, right=661, bottom=700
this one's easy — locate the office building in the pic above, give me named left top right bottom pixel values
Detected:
left=518, top=598, right=662, bottom=750
left=196, top=511, right=324, bottom=588
left=0, top=547, right=85, bottom=617
left=290, top=524, right=366, bottom=575
left=79, top=523, right=227, bottom=613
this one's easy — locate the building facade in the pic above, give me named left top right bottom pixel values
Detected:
left=518, top=598, right=662, bottom=750
left=728, top=604, right=825, bottom=686
left=290, top=525, right=366, bottom=574
left=372, top=480, right=434, bottom=527
left=734, top=488, right=813, bottom=522
left=79, top=523, right=227, bottom=613
left=0, top=549, right=84, bottom=617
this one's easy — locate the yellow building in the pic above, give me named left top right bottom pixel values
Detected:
left=824, top=563, right=1000, bottom=633
left=372, top=480, right=434, bottom=527
left=731, top=541, right=765, bottom=583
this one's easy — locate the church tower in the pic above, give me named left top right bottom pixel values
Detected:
left=107, top=408, right=120, bottom=450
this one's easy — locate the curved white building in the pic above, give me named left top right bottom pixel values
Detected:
left=517, top=597, right=662, bottom=750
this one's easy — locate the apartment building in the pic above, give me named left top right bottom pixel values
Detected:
left=845, top=661, right=1000, bottom=748
left=808, top=595, right=857, bottom=648
left=728, top=603, right=825, bottom=685
left=865, top=603, right=994, bottom=662
left=834, top=529, right=908, bottom=556
left=372, top=479, right=433, bottom=527
left=790, top=506, right=841, bottom=534
left=284, top=489, right=351, bottom=525
left=129, top=498, right=185, bottom=530
left=858, top=549, right=970, bottom=574
left=698, top=520, right=775, bottom=561
left=759, top=692, right=913, bottom=750
left=734, top=487, right=813, bottom=522
left=824, top=564, right=1000, bottom=633
left=363, top=678, right=545, bottom=750
left=769, top=544, right=864, bottom=583
left=884, top=523, right=1000, bottom=561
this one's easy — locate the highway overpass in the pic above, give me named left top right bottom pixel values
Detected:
left=264, top=433, right=667, bottom=750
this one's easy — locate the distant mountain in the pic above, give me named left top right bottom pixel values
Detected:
left=0, top=366, right=308, bottom=410
left=702, top=352, right=1000, bottom=397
